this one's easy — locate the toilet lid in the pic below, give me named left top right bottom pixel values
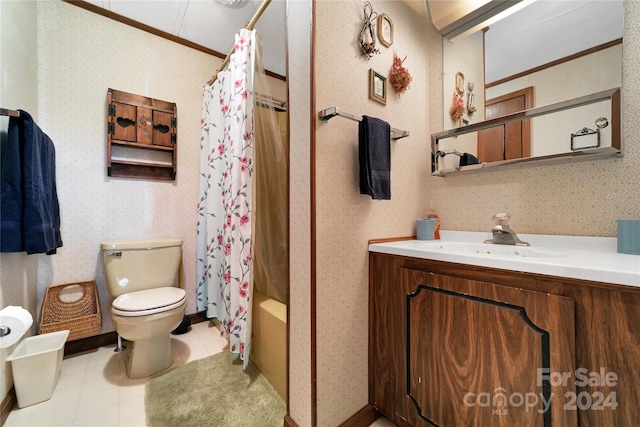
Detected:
left=112, top=287, right=186, bottom=317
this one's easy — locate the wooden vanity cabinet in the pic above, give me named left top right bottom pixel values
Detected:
left=369, top=252, right=640, bottom=427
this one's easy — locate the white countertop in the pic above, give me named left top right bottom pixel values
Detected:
left=369, top=231, right=640, bottom=288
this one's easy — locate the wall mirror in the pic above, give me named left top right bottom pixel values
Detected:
left=432, top=0, right=624, bottom=176
left=431, top=88, right=620, bottom=176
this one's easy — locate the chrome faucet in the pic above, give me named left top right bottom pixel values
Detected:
left=484, top=213, right=530, bottom=246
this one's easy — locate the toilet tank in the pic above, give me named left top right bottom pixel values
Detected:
left=101, top=239, right=182, bottom=297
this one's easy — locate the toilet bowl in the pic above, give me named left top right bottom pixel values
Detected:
left=112, top=287, right=186, bottom=378
left=101, top=239, right=186, bottom=379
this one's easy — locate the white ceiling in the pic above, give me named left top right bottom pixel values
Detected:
left=430, top=0, right=624, bottom=83
left=84, top=0, right=624, bottom=83
left=484, top=0, right=624, bottom=83
left=85, top=0, right=287, bottom=77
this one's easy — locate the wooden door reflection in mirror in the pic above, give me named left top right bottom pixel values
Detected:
left=478, top=87, right=533, bottom=162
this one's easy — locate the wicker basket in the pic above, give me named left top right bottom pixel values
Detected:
left=39, top=281, right=102, bottom=341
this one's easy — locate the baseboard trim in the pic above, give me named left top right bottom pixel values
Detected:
left=339, top=404, right=381, bottom=427
left=64, top=312, right=207, bottom=356
left=186, top=311, right=207, bottom=324
left=284, top=414, right=300, bottom=427
left=64, top=331, right=118, bottom=356
left=0, top=386, right=16, bottom=426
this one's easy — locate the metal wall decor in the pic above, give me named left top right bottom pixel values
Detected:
left=571, top=127, right=600, bottom=151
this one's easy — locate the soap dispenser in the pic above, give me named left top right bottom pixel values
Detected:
left=426, top=210, right=440, bottom=240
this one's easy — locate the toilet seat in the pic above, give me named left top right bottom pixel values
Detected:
left=112, top=287, right=186, bottom=317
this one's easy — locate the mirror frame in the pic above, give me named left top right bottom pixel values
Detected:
left=431, top=88, right=621, bottom=177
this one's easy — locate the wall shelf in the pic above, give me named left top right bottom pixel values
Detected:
left=107, top=89, right=177, bottom=180
left=110, top=140, right=175, bottom=152
left=108, top=162, right=175, bottom=181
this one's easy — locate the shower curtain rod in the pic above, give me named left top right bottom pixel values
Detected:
left=1, top=108, right=20, bottom=117
left=255, top=93, right=286, bottom=109
left=207, top=0, right=272, bottom=85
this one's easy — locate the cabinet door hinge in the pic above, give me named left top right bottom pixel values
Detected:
left=171, top=117, right=177, bottom=128
left=108, top=122, right=115, bottom=134
left=108, top=104, right=116, bottom=116
left=171, top=134, right=176, bottom=144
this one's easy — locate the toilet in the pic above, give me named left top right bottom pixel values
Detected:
left=100, top=239, right=186, bottom=379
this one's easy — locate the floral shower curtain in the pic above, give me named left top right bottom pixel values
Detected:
left=196, top=28, right=256, bottom=367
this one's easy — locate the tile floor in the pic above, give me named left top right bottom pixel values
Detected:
left=5, top=321, right=395, bottom=427
left=5, top=322, right=228, bottom=427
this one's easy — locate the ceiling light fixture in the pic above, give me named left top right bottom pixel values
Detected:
left=428, top=0, right=535, bottom=41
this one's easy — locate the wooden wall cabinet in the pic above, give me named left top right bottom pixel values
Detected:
left=369, top=252, right=640, bottom=426
left=107, top=89, right=177, bottom=180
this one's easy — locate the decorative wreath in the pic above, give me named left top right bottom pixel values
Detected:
left=389, top=54, right=412, bottom=94
left=450, top=92, right=465, bottom=122
left=359, top=2, right=379, bottom=59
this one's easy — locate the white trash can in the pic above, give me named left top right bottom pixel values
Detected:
left=6, top=330, right=70, bottom=408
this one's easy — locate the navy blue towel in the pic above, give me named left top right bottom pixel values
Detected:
left=460, top=152, right=479, bottom=167
left=359, top=116, right=391, bottom=200
left=1, top=110, right=63, bottom=254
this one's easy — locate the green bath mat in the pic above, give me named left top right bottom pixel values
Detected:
left=145, top=352, right=285, bottom=427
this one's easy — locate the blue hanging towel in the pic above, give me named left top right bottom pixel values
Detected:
left=359, top=115, right=391, bottom=200
left=1, top=110, right=63, bottom=254
left=460, top=152, right=480, bottom=167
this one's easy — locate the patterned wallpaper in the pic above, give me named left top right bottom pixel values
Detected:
left=34, top=1, right=220, bottom=331
left=310, top=0, right=640, bottom=425
left=33, top=1, right=289, bottom=334
left=3, top=0, right=638, bottom=423
left=314, top=1, right=432, bottom=424
left=1, top=0, right=288, bottom=405
left=287, top=1, right=313, bottom=425
left=0, top=0, right=39, bottom=402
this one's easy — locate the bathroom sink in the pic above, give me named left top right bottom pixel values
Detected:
left=369, top=231, right=639, bottom=288
left=416, top=242, right=568, bottom=259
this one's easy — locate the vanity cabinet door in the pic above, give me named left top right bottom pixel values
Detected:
left=369, top=251, right=400, bottom=421
left=370, top=253, right=640, bottom=426
left=398, top=268, right=578, bottom=427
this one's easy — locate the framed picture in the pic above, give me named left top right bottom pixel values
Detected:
left=369, top=69, right=387, bottom=105
left=377, top=14, right=394, bottom=48
left=455, top=71, right=465, bottom=95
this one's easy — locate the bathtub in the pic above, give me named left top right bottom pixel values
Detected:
left=252, top=291, right=286, bottom=400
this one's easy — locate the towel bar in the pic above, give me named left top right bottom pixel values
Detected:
left=1, top=108, right=20, bottom=118
left=436, top=148, right=463, bottom=157
left=318, top=106, right=410, bottom=140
